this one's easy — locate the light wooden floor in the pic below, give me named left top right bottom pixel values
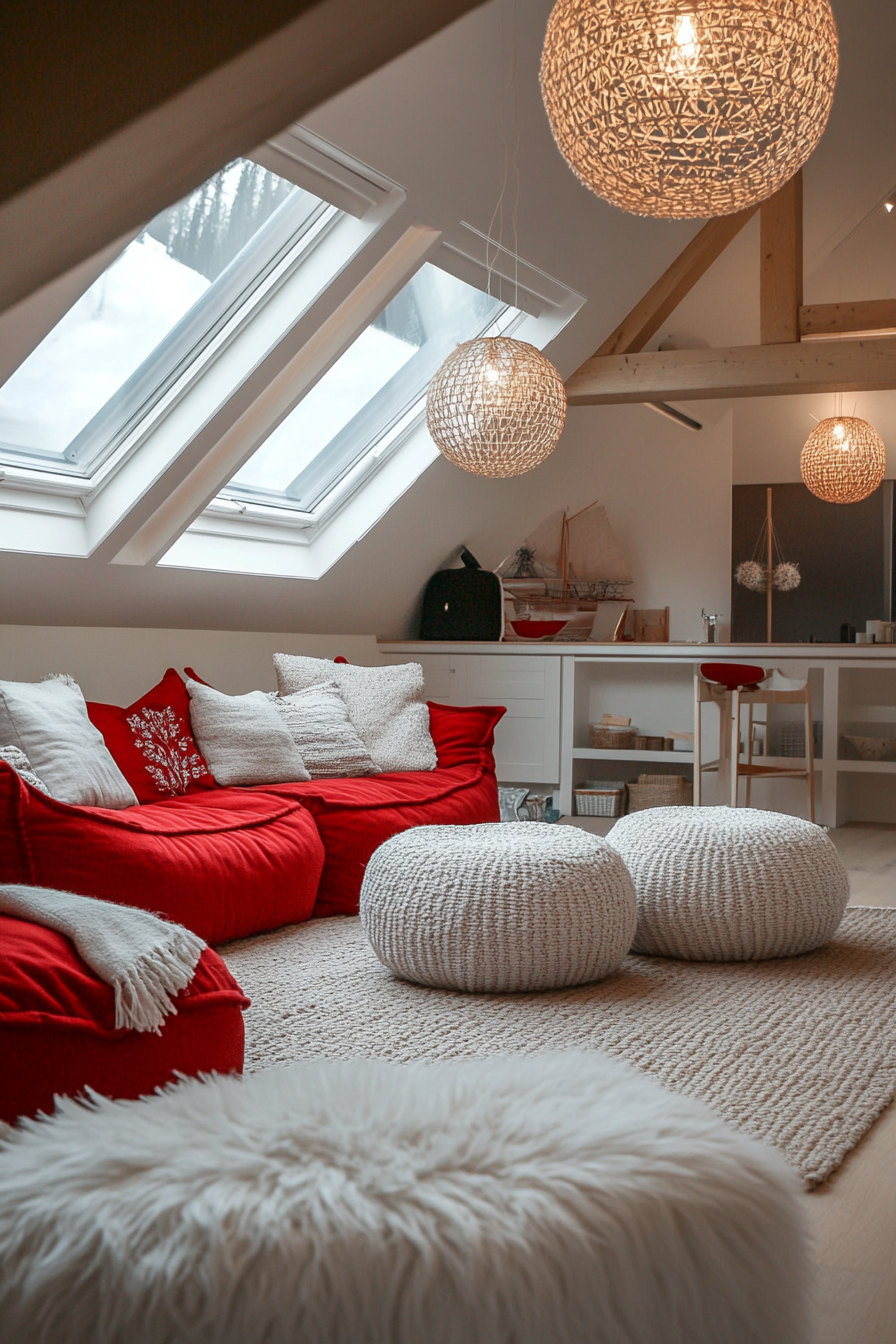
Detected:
left=563, top=816, right=896, bottom=1344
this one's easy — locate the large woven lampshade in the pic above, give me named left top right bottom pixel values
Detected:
left=540, top=0, right=839, bottom=219
left=426, top=337, right=567, bottom=478
left=800, top=417, right=886, bottom=504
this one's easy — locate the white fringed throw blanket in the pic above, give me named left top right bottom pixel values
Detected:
left=0, top=885, right=205, bottom=1033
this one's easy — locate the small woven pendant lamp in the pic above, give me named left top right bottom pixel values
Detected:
left=540, top=0, right=839, bottom=219
left=426, top=336, right=567, bottom=478
left=800, top=417, right=887, bottom=504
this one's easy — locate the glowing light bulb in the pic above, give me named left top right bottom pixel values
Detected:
left=668, top=10, right=700, bottom=75
left=833, top=421, right=846, bottom=440
left=675, top=13, right=697, bottom=48
left=484, top=364, right=501, bottom=384
left=886, top=203, right=894, bottom=213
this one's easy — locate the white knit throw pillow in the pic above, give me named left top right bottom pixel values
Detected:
left=186, top=680, right=310, bottom=787
left=271, top=682, right=378, bottom=778
left=0, top=675, right=137, bottom=809
left=0, top=745, right=50, bottom=794
left=273, top=656, right=436, bottom=774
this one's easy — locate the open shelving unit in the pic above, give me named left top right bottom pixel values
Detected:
left=379, top=640, right=896, bottom=827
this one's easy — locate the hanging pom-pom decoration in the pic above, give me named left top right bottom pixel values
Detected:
left=773, top=561, right=801, bottom=592
left=735, top=560, right=767, bottom=592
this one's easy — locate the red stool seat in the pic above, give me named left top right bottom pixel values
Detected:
left=700, top=663, right=767, bottom=692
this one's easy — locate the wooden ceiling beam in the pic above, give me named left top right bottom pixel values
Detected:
left=565, top=337, right=896, bottom=405
left=760, top=171, right=803, bottom=344
left=592, top=205, right=759, bottom=358
left=800, top=298, right=896, bottom=339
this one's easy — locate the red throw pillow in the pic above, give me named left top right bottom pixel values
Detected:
left=426, top=702, right=506, bottom=769
left=87, top=669, right=217, bottom=804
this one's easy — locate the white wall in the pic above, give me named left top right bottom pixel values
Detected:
left=732, top=391, right=896, bottom=485
left=0, top=628, right=380, bottom=703
left=0, top=400, right=733, bottom=690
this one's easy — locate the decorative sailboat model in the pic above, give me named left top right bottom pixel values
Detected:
left=498, top=502, right=634, bottom=641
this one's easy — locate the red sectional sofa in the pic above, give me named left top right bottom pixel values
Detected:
left=0, top=692, right=503, bottom=1122
left=0, top=700, right=504, bottom=940
left=0, top=915, right=248, bottom=1125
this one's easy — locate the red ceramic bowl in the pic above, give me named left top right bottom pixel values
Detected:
left=510, top=619, right=568, bottom=639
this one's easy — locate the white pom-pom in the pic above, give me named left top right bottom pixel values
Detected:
left=734, top=561, right=767, bottom=592
left=773, top=562, right=801, bottom=592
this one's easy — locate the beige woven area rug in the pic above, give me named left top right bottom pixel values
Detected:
left=221, top=907, right=896, bottom=1188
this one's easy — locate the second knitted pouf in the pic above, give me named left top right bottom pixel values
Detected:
left=609, top=806, right=850, bottom=961
left=360, top=824, right=637, bottom=992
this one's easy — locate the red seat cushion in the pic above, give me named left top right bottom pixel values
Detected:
left=0, top=914, right=249, bottom=1124
left=261, top=704, right=505, bottom=917
left=0, top=765, right=325, bottom=944
left=87, top=668, right=217, bottom=804
left=700, top=663, right=768, bottom=691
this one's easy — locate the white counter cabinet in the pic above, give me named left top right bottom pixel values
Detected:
left=378, top=643, right=896, bottom=828
left=379, top=651, right=561, bottom=784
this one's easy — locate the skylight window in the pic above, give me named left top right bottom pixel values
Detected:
left=0, top=160, right=334, bottom=475
left=220, top=262, right=515, bottom=516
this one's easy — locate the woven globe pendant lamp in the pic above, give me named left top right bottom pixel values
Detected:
left=800, top=417, right=887, bottom=504
left=426, top=336, right=567, bottom=478
left=540, top=0, right=839, bottom=219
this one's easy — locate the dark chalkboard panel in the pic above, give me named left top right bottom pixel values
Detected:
left=731, top=482, right=894, bottom=643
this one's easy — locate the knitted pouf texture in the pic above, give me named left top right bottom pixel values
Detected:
left=0, top=1053, right=809, bottom=1344
left=609, top=806, right=850, bottom=961
left=360, top=823, right=637, bottom=992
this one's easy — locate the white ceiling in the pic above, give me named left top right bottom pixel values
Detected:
left=1, top=0, right=894, bottom=633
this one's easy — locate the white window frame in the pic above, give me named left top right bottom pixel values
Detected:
left=0, top=130, right=583, bottom=580
left=157, top=232, right=584, bottom=580
left=0, top=127, right=406, bottom=559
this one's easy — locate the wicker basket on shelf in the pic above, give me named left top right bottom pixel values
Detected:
left=589, top=725, right=635, bottom=750
left=574, top=781, right=626, bottom=817
left=626, top=774, right=693, bottom=812
left=632, top=735, right=666, bottom=752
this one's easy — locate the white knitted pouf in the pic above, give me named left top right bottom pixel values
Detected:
left=609, top=806, right=850, bottom=961
left=360, top=823, right=637, bottom=992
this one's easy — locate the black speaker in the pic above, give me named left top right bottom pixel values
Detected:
left=419, top=548, right=503, bottom=641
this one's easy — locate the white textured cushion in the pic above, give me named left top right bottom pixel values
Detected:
left=0, top=745, right=49, bottom=794
left=0, top=1053, right=808, bottom=1344
left=609, top=806, right=850, bottom=961
left=0, top=675, right=137, bottom=809
left=361, top=823, right=637, bottom=992
left=271, top=682, right=378, bottom=778
left=273, top=654, right=436, bottom=774
left=186, top=679, right=310, bottom=787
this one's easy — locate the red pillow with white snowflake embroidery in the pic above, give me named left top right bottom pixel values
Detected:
left=86, top=669, right=217, bottom=804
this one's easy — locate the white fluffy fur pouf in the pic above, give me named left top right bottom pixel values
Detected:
left=0, top=1053, right=807, bottom=1344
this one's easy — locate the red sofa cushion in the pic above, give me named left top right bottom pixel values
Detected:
left=0, top=765, right=325, bottom=945
left=426, top=701, right=506, bottom=768
left=0, top=914, right=248, bottom=1124
left=87, top=668, right=217, bottom=803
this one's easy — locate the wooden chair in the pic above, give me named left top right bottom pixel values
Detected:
left=694, top=664, right=816, bottom=822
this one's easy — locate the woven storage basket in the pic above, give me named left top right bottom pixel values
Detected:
left=574, top=780, right=626, bottom=818
left=632, top=735, right=665, bottom=752
left=589, top=725, right=635, bottom=750
left=626, top=774, right=693, bottom=813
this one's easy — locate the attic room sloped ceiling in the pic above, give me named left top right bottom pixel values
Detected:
left=0, top=0, right=894, bottom=642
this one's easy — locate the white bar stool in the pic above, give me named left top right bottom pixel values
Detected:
left=694, top=663, right=816, bottom=823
